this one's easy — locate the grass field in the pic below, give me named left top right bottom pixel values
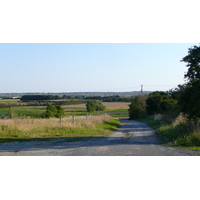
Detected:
left=0, top=106, right=46, bottom=118
left=0, top=99, right=20, bottom=103
left=0, top=101, right=127, bottom=142
left=0, top=114, right=121, bottom=142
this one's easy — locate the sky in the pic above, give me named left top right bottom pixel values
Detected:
left=0, top=43, right=199, bottom=93
left=1, top=1, right=199, bottom=94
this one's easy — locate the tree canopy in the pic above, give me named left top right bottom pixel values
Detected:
left=146, top=91, right=177, bottom=115
left=178, top=45, right=200, bottom=119
left=181, top=45, right=200, bottom=82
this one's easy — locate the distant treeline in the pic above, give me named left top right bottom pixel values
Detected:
left=0, top=96, right=19, bottom=99
left=21, top=95, right=86, bottom=101
left=81, top=95, right=131, bottom=102
left=0, top=100, right=87, bottom=108
left=21, top=95, right=61, bottom=101
left=20, top=95, right=132, bottom=102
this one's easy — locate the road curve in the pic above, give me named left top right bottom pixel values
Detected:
left=1, top=119, right=200, bottom=156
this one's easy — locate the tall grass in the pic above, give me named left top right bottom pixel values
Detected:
left=0, top=114, right=120, bottom=142
left=140, top=114, right=200, bottom=148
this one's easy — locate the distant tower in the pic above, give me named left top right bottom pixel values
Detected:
left=141, top=84, right=143, bottom=94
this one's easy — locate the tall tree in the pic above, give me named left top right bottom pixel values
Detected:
left=182, top=45, right=200, bottom=82
left=179, top=45, right=200, bottom=119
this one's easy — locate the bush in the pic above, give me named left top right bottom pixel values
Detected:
left=55, top=105, right=65, bottom=118
left=86, top=101, right=106, bottom=112
left=146, top=91, right=178, bottom=119
left=44, top=103, right=65, bottom=118
left=129, top=95, right=147, bottom=119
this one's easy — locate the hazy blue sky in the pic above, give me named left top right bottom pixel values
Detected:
left=0, top=43, right=198, bottom=93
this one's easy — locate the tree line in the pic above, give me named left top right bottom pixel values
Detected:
left=21, top=95, right=62, bottom=101
left=84, top=95, right=132, bottom=102
left=20, top=95, right=132, bottom=102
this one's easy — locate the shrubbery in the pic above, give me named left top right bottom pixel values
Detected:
left=86, top=101, right=106, bottom=112
left=128, top=95, right=147, bottom=119
left=43, top=103, right=65, bottom=118
left=129, top=92, right=177, bottom=120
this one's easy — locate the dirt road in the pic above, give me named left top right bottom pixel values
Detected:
left=1, top=119, right=200, bottom=156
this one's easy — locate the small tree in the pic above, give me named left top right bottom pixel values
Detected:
left=86, top=101, right=96, bottom=112
left=45, top=103, right=57, bottom=118
left=55, top=105, right=65, bottom=118
left=86, top=101, right=105, bottom=112
left=44, top=103, right=65, bottom=118
left=95, top=101, right=106, bottom=111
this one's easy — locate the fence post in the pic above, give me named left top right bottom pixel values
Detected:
left=72, top=116, right=75, bottom=125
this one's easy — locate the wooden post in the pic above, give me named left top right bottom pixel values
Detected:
left=72, top=116, right=75, bottom=125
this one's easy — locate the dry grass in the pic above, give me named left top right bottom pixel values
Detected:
left=172, top=113, right=187, bottom=127
left=63, top=104, right=86, bottom=111
left=63, top=102, right=130, bottom=111
left=0, top=114, right=120, bottom=141
left=102, top=102, right=130, bottom=110
left=153, top=114, right=163, bottom=121
left=0, top=114, right=111, bottom=132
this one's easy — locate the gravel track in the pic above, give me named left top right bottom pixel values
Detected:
left=1, top=119, right=200, bottom=156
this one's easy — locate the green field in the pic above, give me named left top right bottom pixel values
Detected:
left=0, top=107, right=46, bottom=118
left=0, top=99, right=19, bottom=103
left=0, top=101, right=128, bottom=142
left=0, top=101, right=129, bottom=118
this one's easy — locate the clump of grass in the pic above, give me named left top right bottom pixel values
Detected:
left=0, top=114, right=121, bottom=142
